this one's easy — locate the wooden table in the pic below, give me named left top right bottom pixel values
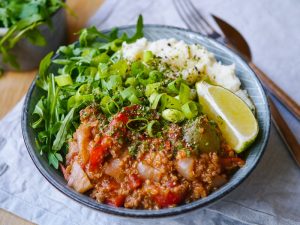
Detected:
left=0, top=0, right=104, bottom=224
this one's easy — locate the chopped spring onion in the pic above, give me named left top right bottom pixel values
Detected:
left=126, top=118, right=148, bottom=131
left=121, top=86, right=140, bottom=99
left=54, top=74, right=73, bottom=87
left=128, top=94, right=141, bottom=104
left=149, top=92, right=182, bottom=112
left=67, top=94, right=94, bottom=110
left=179, top=83, right=190, bottom=104
left=145, top=82, right=161, bottom=97
left=143, top=50, right=153, bottom=62
left=162, top=109, right=185, bottom=123
left=96, top=63, right=109, bottom=79
left=167, top=78, right=182, bottom=94
left=137, top=70, right=161, bottom=86
left=182, top=101, right=198, bottom=119
left=104, top=75, right=123, bottom=90
left=100, top=96, right=119, bottom=115
left=150, top=93, right=165, bottom=110
left=109, top=59, right=128, bottom=75
left=125, top=77, right=138, bottom=86
left=163, top=95, right=181, bottom=110
left=147, top=120, right=160, bottom=137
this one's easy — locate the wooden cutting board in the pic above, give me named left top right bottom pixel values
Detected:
left=0, top=0, right=104, bottom=224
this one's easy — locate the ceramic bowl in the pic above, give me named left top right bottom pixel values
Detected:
left=22, top=25, right=271, bottom=218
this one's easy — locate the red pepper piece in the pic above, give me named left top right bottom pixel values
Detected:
left=106, top=195, right=126, bottom=207
left=60, top=163, right=69, bottom=180
left=89, top=135, right=113, bottom=170
left=128, top=174, right=143, bottom=190
left=154, top=191, right=182, bottom=208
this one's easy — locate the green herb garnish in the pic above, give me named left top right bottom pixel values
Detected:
left=0, top=0, right=65, bottom=68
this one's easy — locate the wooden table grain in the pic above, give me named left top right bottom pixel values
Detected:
left=0, top=0, right=104, bottom=224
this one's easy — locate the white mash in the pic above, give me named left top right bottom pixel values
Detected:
left=122, top=38, right=254, bottom=111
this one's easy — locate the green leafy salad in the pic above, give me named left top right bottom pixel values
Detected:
left=32, top=16, right=204, bottom=168
left=0, top=0, right=65, bottom=68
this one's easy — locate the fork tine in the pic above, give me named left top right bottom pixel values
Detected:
left=173, top=0, right=207, bottom=35
left=173, top=0, right=193, bottom=30
left=183, top=0, right=211, bottom=34
left=174, top=0, right=222, bottom=39
left=185, top=0, right=215, bottom=34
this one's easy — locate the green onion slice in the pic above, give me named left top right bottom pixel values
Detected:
left=150, top=93, right=166, bottom=111
left=167, top=78, right=182, bottom=94
left=147, top=120, right=161, bottom=137
left=145, top=82, right=161, bottom=97
left=100, top=96, right=119, bottom=115
left=162, top=109, right=185, bottom=123
left=143, top=50, right=153, bottom=62
left=126, top=118, right=148, bottom=131
left=179, top=83, right=190, bottom=104
left=54, top=74, right=73, bottom=87
left=128, top=94, right=141, bottom=104
left=125, top=77, right=138, bottom=86
left=162, top=95, right=181, bottom=110
left=67, top=94, right=94, bottom=110
left=182, top=101, right=198, bottom=119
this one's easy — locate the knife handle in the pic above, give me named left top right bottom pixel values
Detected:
left=268, top=96, right=300, bottom=167
left=249, top=61, right=300, bottom=120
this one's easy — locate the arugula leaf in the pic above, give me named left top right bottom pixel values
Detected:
left=52, top=107, right=75, bottom=151
left=32, top=98, right=45, bottom=129
left=79, top=26, right=111, bottom=47
left=36, top=51, right=54, bottom=91
left=126, top=15, right=144, bottom=43
left=32, top=15, right=146, bottom=169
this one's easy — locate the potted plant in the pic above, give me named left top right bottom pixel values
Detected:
left=0, top=0, right=67, bottom=71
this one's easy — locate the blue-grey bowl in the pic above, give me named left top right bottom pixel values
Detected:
left=22, top=25, right=271, bottom=218
left=0, top=8, right=67, bottom=71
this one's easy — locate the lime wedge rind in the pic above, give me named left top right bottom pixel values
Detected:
left=196, top=81, right=259, bottom=153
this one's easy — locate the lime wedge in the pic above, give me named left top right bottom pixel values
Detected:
left=196, top=81, right=258, bottom=153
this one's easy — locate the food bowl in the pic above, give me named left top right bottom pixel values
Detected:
left=0, top=8, right=67, bottom=71
left=22, top=25, right=270, bottom=218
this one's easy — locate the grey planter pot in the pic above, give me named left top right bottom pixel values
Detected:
left=0, top=8, right=67, bottom=71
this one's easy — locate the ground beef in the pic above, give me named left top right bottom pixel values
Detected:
left=63, top=105, right=244, bottom=209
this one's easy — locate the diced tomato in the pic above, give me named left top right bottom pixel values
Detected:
left=89, top=136, right=113, bottom=170
left=154, top=191, right=182, bottom=208
left=104, top=177, right=120, bottom=191
left=123, top=104, right=140, bottom=117
left=128, top=174, right=143, bottom=190
left=220, top=157, right=245, bottom=168
left=109, top=113, right=129, bottom=136
left=106, top=195, right=126, bottom=207
left=116, top=112, right=129, bottom=124
left=165, top=140, right=171, bottom=151
left=60, top=164, right=69, bottom=180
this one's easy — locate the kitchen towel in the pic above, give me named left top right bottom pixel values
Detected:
left=1, top=0, right=300, bottom=224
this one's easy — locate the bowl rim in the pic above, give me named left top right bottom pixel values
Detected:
left=21, top=24, right=271, bottom=218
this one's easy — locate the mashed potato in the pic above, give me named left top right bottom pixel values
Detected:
left=122, top=38, right=254, bottom=111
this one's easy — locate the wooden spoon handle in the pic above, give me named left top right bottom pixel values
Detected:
left=249, top=62, right=300, bottom=120
left=268, top=96, right=300, bottom=167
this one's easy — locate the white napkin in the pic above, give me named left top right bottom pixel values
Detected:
left=1, top=0, right=300, bottom=224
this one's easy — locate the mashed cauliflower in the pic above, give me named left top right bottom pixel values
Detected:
left=122, top=38, right=254, bottom=111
